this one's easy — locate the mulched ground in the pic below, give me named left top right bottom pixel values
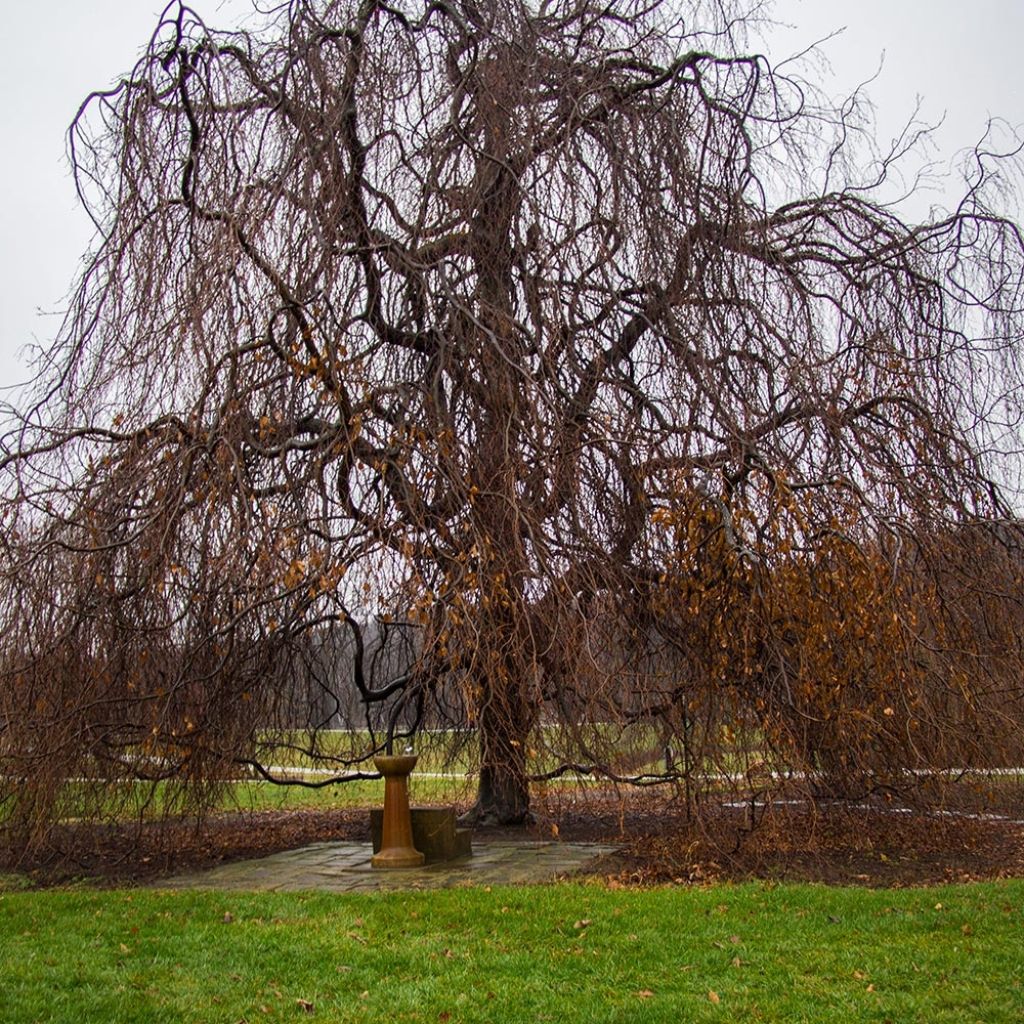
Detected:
left=532, top=789, right=1024, bottom=888
left=0, top=809, right=370, bottom=887
left=4, top=789, right=1023, bottom=890
left=598, top=806, right=1024, bottom=888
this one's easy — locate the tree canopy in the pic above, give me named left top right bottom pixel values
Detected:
left=3, top=0, right=1024, bottom=845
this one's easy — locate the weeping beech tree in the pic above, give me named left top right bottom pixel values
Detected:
left=3, top=0, right=1024, bottom=844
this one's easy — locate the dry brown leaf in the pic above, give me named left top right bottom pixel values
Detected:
left=708, top=990, right=721, bottom=1004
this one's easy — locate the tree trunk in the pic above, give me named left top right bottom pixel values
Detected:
left=461, top=669, right=532, bottom=825
left=454, top=52, right=536, bottom=828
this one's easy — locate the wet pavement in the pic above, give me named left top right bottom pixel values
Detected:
left=156, top=840, right=620, bottom=893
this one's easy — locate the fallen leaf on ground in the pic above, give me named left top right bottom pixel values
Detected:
left=708, top=990, right=721, bottom=1004
left=573, top=919, right=592, bottom=930
left=636, top=990, right=655, bottom=999
left=295, top=998, right=315, bottom=1014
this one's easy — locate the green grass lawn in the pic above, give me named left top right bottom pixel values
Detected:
left=250, top=729, right=476, bottom=774
left=249, top=721, right=732, bottom=778
left=42, top=770, right=626, bottom=824
left=26, top=773, right=475, bottom=825
left=224, top=774, right=475, bottom=813
left=1, top=879, right=1021, bottom=1023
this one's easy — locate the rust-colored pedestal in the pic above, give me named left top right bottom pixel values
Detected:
left=371, top=754, right=425, bottom=869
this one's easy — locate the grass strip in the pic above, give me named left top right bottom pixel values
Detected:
left=1, top=879, right=1021, bottom=1022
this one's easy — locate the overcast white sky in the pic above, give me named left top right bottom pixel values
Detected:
left=0, top=0, right=1022, bottom=394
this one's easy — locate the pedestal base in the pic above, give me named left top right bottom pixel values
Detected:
left=371, top=847, right=425, bottom=869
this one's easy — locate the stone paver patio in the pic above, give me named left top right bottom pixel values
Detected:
left=157, top=840, right=620, bottom=893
